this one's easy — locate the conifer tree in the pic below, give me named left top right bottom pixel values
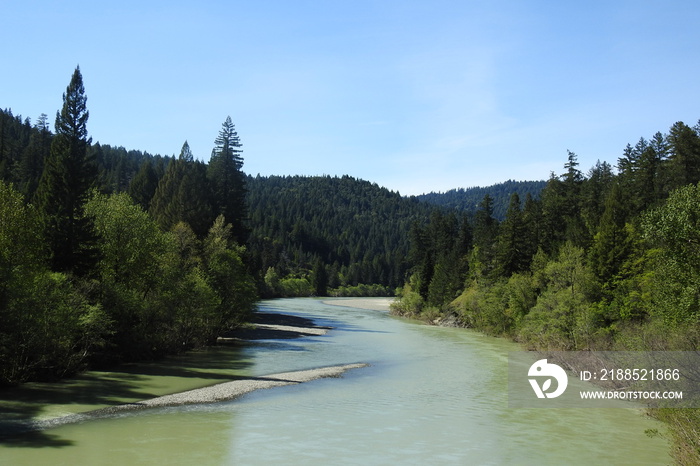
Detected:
left=520, top=192, right=541, bottom=261
left=581, top=160, right=614, bottom=234
left=495, top=193, right=528, bottom=276
left=588, top=183, right=629, bottom=289
left=208, top=116, right=248, bottom=243
left=311, top=257, right=329, bottom=296
left=34, top=66, right=97, bottom=274
left=667, top=121, right=700, bottom=189
left=472, top=194, right=499, bottom=276
left=128, top=159, right=159, bottom=210
left=149, top=154, right=180, bottom=230
left=150, top=142, right=214, bottom=237
left=561, top=151, right=587, bottom=246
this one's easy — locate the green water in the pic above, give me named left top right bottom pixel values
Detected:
left=0, top=298, right=670, bottom=465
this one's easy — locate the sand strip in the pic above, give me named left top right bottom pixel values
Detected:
left=120, top=363, right=368, bottom=408
left=322, top=297, right=394, bottom=312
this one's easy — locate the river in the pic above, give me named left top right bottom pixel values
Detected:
left=0, top=298, right=670, bottom=465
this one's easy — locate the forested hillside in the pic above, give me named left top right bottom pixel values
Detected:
left=246, top=175, right=435, bottom=297
left=418, top=180, right=547, bottom=220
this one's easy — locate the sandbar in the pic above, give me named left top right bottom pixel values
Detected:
left=322, top=297, right=394, bottom=312
left=4, top=363, right=368, bottom=436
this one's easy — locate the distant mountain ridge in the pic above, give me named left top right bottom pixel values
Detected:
left=416, top=179, right=547, bottom=220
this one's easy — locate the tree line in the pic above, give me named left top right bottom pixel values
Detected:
left=0, top=67, right=256, bottom=385
left=393, top=127, right=700, bottom=464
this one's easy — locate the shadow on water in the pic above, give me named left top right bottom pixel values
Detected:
left=0, top=309, right=332, bottom=448
left=0, top=430, right=75, bottom=448
left=0, top=344, right=253, bottom=447
left=220, top=312, right=334, bottom=341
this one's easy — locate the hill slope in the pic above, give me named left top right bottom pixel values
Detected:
left=417, top=179, right=546, bottom=220
left=246, top=174, right=435, bottom=292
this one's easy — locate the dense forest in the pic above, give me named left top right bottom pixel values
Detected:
left=247, top=174, right=436, bottom=297
left=418, top=180, right=547, bottom=220
left=245, top=176, right=543, bottom=297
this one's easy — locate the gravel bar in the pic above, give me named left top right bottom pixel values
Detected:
left=122, top=362, right=368, bottom=408
left=2, top=363, right=368, bottom=436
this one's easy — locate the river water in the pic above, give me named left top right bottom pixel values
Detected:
left=0, top=298, right=670, bottom=465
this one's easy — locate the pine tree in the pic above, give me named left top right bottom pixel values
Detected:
left=495, top=193, right=528, bottom=276
left=208, top=116, right=248, bottom=243
left=408, top=221, right=432, bottom=299
left=177, top=159, right=215, bottom=237
left=473, top=194, right=499, bottom=276
left=561, top=151, right=587, bottom=246
left=581, top=160, right=614, bottom=234
left=589, top=183, right=630, bottom=289
left=149, top=155, right=180, bottom=230
left=311, top=257, right=329, bottom=296
left=150, top=142, right=214, bottom=237
left=128, top=159, right=159, bottom=210
left=425, top=211, right=463, bottom=306
left=617, top=137, right=664, bottom=215
left=521, top=192, right=541, bottom=261
left=34, top=66, right=98, bottom=274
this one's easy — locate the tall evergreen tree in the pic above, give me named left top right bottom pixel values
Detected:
left=495, top=193, right=528, bottom=276
left=208, top=116, right=248, bottom=243
left=521, top=192, right=541, bottom=261
left=425, top=212, right=463, bottom=306
left=538, top=173, right=566, bottom=254
left=408, top=220, right=433, bottom=299
left=472, top=194, right=499, bottom=276
left=34, top=66, right=97, bottom=274
left=561, top=151, right=587, bottom=246
left=128, top=159, right=159, bottom=210
left=311, top=256, right=329, bottom=296
left=149, top=155, right=180, bottom=230
left=588, top=183, right=630, bottom=290
left=150, top=142, right=214, bottom=237
left=581, top=160, right=614, bottom=234
left=617, top=137, right=665, bottom=214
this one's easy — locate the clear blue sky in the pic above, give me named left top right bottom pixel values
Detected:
left=3, top=1, right=700, bottom=195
